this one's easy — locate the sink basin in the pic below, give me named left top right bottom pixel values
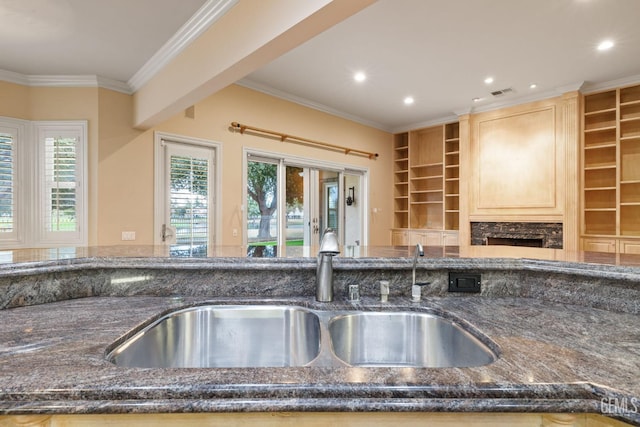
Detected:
left=108, top=305, right=321, bottom=368
left=328, top=312, right=497, bottom=367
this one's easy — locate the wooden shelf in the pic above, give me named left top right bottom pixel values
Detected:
left=584, top=107, right=616, bottom=116
left=393, top=133, right=410, bottom=228
left=584, top=186, right=616, bottom=191
left=393, top=122, right=460, bottom=233
left=584, top=164, right=616, bottom=170
left=584, top=125, right=617, bottom=133
left=412, top=162, right=443, bottom=168
left=411, top=175, right=444, bottom=180
left=412, top=189, right=442, bottom=193
left=621, top=99, right=640, bottom=107
left=584, top=142, right=616, bottom=150
left=581, top=83, right=640, bottom=253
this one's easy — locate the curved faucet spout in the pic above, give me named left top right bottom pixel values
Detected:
left=319, top=228, right=340, bottom=254
left=412, top=243, right=424, bottom=287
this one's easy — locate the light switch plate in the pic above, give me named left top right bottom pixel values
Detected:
left=121, top=231, right=136, bottom=241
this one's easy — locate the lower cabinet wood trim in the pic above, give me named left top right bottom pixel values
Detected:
left=0, top=412, right=634, bottom=427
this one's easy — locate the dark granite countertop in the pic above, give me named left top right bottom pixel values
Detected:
left=0, top=247, right=639, bottom=424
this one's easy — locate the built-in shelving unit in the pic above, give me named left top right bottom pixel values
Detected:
left=391, top=122, right=459, bottom=246
left=581, top=83, right=640, bottom=253
left=393, top=133, right=409, bottom=229
left=410, top=126, right=444, bottom=229
left=444, top=122, right=460, bottom=231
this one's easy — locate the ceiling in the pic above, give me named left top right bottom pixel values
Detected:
left=0, top=0, right=207, bottom=82
left=242, top=0, right=640, bottom=132
left=2, top=0, right=640, bottom=133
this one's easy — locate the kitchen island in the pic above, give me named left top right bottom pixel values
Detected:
left=0, top=246, right=639, bottom=426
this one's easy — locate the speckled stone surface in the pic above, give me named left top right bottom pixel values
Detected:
left=0, top=245, right=639, bottom=424
left=471, top=222, right=563, bottom=248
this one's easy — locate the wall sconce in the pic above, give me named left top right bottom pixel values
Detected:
left=346, top=187, right=355, bottom=206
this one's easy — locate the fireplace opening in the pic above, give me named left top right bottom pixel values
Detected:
left=471, top=222, right=563, bottom=249
left=486, top=237, right=544, bottom=248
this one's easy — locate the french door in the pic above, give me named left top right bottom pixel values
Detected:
left=246, top=151, right=366, bottom=250
left=154, top=133, right=219, bottom=256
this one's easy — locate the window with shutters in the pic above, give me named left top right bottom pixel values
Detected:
left=0, top=123, right=19, bottom=243
left=0, top=117, right=87, bottom=248
left=169, top=153, right=210, bottom=253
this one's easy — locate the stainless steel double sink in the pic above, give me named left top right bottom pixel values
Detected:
left=107, top=304, right=498, bottom=368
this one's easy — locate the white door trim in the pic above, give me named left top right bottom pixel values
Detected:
left=153, top=131, right=222, bottom=248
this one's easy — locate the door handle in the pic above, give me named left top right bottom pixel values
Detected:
left=161, top=224, right=175, bottom=242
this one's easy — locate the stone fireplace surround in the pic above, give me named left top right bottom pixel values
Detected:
left=471, top=222, right=563, bottom=249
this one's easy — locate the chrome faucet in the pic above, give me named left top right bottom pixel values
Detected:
left=316, top=228, right=340, bottom=302
left=411, top=243, right=427, bottom=302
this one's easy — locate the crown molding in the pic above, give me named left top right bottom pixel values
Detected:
left=390, top=114, right=459, bottom=135
left=0, top=70, right=132, bottom=94
left=127, top=0, right=238, bottom=92
left=0, top=69, right=30, bottom=86
left=581, top=73, right=640, bottom=94
left=236, top=78, right=392, bottom=132
left=554, top=81, right=585, bottom=94
left=96, top=76, right=134, bottom=94
left=0, top=0, right=238, bottom=95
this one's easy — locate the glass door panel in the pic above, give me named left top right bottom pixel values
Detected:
left=285, top=165, right=304, bottom=246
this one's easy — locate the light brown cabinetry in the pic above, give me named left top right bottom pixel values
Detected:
left=0, top=412, right=634, bottom=427
left=582, top=84, right=640, bottom=253
left=393, top=133, right=410, bottom=229
left=392, top=122, right=459, bottom=245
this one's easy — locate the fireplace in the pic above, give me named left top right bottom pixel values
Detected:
left=471, top=222, right=563, bottom=249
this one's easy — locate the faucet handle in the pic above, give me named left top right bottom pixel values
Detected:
left=411, top=282, right=431, bottom=302
left=348, top=284, right=360, bottom=302
left=380, top=280, right=390, bottom=302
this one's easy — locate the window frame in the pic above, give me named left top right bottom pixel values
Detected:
left=0, top=117, right=87, bottom=249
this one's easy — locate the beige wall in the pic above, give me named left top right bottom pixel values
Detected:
left=0, top=81, right=29, bottom=119
left=0, top=84, right=102, bottom=245
left=122, top=84, right=393, bottom=246
left=97, top=89, right=146, bottom=245
left=0, top=83, right=392, bottom=247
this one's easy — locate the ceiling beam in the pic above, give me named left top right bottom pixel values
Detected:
left=133, top=0, right=377, bottom=129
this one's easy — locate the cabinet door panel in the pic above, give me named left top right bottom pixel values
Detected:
left=620, top=240, right=640, bottom=254
left=582, top=238, right=616, bottom=253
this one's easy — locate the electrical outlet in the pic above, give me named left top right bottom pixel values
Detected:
left=121, top=231, right=136, bottom=241
left=448, top=272, right=481, bottom=293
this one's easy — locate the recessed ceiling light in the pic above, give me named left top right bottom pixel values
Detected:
left=354, top=71, right=366, bottom=82
left=472, top=97, right=482, bottom=103
left=529, top=83, right=537, bottom=89
left=597, top=40, right=614, bottom=51
left=484, top=77, right=494, bottom=84
left=404, top=96, right=415, bottom=105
